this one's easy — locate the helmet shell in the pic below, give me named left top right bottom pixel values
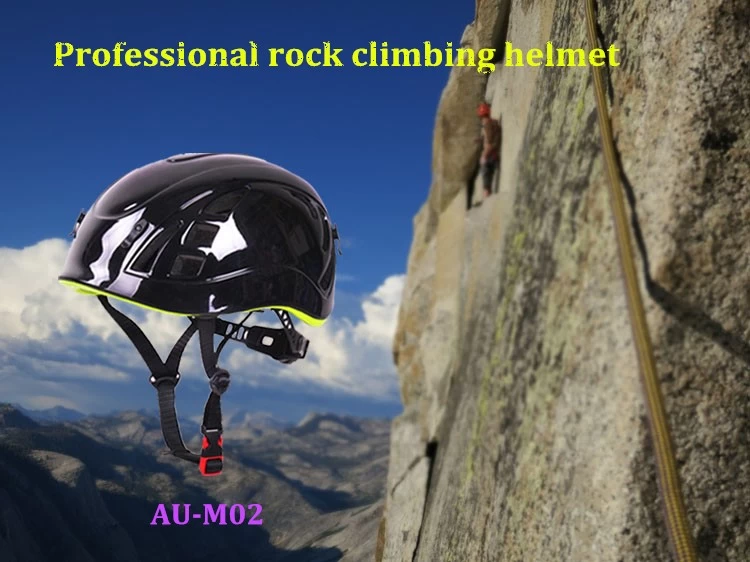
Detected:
left=59, top=153, right=337, bottom=322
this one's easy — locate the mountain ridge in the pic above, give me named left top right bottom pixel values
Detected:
left=0, top=404, right=390, bottom=561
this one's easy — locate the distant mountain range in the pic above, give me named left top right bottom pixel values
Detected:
left=12, top=404, right=87, bottom=423
left=0, top=403, right=391, bottom=561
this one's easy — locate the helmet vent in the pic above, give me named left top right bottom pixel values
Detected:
left=169, top=253, right=206, bottom=278
left=321, top=214, right=330, bottom=252
left=202, top=190, right=245, bottom=219
left=184, top=222, right=219, bottom=247
left=319, top=260, right=334, bottom=292
left=289, top=191, right=318, bottom=219
left=166, top=153, right=215, bottom=162
left=287, top=225, right=310, bottom=256
left=130, top=222, right=182, bottom=274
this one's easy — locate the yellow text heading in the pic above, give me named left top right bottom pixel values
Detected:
left=54, top=41, right=621, bottom=73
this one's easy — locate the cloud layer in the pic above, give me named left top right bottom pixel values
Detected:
left=0, top=239, right=404, bottom=411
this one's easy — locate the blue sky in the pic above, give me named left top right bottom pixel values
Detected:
left=0, top=0, right=474, bottom=422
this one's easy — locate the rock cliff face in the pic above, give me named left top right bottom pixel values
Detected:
left=378, top=0, right=749, bottom=561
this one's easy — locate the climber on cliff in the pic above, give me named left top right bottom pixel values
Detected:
left=467, top=102, right=502, bottom=210
left=478, top=102, right=501, bottom=198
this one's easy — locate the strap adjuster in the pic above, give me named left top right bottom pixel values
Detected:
left=199, top=428, right=223, bottom=476
left=208, top=369, right=230, bottom=395
left=149, top=372, right=180, bottom=388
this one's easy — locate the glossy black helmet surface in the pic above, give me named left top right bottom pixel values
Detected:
left=59, top=153, right=338, bottom=325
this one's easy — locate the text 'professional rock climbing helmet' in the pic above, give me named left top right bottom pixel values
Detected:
left=59, top=152, right=340, bottom=476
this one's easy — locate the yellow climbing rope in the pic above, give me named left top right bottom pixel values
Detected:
left=583, top=1, right=698, bottom=561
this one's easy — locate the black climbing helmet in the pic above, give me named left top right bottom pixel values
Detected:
left=60, top=152, right=338, bottom=321
left=59, top=152, right=341, bottom=476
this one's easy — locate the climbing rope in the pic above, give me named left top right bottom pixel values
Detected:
left=583, top=1, right=698, bottom=561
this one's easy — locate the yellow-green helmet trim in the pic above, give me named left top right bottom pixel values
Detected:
left=58, top=278, right=326, bottom=327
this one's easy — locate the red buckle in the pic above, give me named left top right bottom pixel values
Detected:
left=199, top=435, right=223, bottom=476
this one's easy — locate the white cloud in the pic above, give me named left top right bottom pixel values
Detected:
left=225, top=273, right=405, bottom=399
left=23, top=395, right=82, bottom=411
left=0, top=348, right=129, bottom=382
left=0, top=239, right=405, bottom=409
left=0, top=239, right=187, bottom=350
left=0, top=239, right=114, bottom=341
left=353, top=275, right=405, bottom=348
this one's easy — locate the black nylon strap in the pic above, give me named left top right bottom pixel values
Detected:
left=98, top=296, right=168, bottom=376
left=165, top=319, right=199, bottom=374
left=202, top=392, right=223, bottom=432
left=198, top=317, right=219, bottom=374
left=156, top=382, right=199, bottom=462
left=198, top=317, right=231, bottom=400
left=98, top=296, right=227, bottom=472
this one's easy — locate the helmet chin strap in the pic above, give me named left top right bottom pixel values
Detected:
left=96, top=295, right=309, bottom=476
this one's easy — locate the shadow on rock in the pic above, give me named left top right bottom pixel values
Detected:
left=617, top=149, right=750, bottom=368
